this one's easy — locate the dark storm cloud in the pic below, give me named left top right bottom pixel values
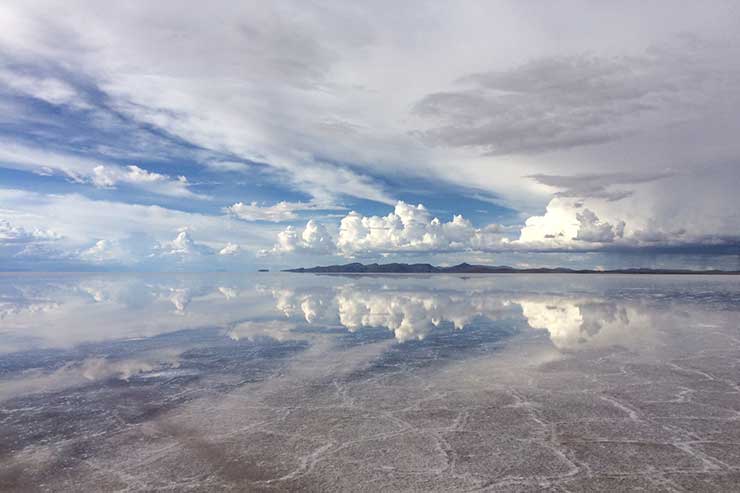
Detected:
left=527, top=171, right=674, bottom=201
left=412, top=37, right=740, bottom=156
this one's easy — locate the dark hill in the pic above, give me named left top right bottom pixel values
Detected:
left=284, top=262, right=740, bottom=275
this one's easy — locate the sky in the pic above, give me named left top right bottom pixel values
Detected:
left=1, top=1, right=740, bottom=271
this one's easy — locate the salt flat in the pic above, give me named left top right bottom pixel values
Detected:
left=1, top=273, right=739, bottom=491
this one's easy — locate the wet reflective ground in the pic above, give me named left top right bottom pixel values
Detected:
left=1, top=273, right=740, bottom=491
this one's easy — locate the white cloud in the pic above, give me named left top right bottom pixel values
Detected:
left=517, top=199, right=629, bottom=248
left=515, top=167, right=740, bottom=250
left=46, top=4, right=735, bottom=213
left=167, top=288, right=191, bottom=313
left=0, top=353, right=182, bottom=401
left=335, top=201, right=508, bottom=255
left=270, top=219, right=335, bottom=255
left=574, top=209, right=625, bottom=243
left=218, top=286, right=238, bottom=299
left=154, top=229, right=214, bottom=258
left=515, top=198, right=638, bottom=249
left=271, top=284, right=514, bottom=342
left=0, top=142, right=204, bottom=199
left=11, top=242, right=70, bottom=261
left=0, top=218, right=60, bottom=244
left=301, top=220, right=335, bottom=253
left=226, top=201, right=319, bottom=222
left=272, top=189, right=740, bottom=257
left=205, top=160, right=250, bottom=173
left=0, top=68, right=85, bottom=108
left=218, top=242, right=240, bottom=255
left=0, top=218, right=65, bottom=262
left=0, top=189, right=279, bottom=268
left=91, top=164, right=196, bottom=198
left=284, top=162, right=397, bottom=206
left=78, top=239, right=131, bottom=264
left=518, top=297, right=655, bottom=351
left=267, top=200, right=513, bottom=257
left=227, top=321, right=297, bottom=342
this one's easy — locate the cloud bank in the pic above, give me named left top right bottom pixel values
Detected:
left=270, top=193, right=740, bottom=258
left=270, top=201, right=512, bottom=256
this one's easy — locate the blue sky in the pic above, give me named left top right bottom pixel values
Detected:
left=1, top=1, right=740, bottom=271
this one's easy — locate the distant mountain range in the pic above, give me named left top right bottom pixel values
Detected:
left=284, top=262, right=740, bottom=275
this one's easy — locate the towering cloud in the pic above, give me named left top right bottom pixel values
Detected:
left=517, top=199, right=627, bottom=248
left=337, top=201, right=492, bottom=255
left=271, top=220, right=334, bottom=254
left=269, top=201, right=513, bottom=256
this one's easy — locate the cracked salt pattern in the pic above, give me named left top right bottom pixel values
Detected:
left=0, top=273, right=739, bottom=491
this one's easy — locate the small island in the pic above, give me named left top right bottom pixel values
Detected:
left=284, top=262, right=740, bottom=275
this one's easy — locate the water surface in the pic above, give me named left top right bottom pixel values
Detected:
left=1, top=273, right=740, bottom=491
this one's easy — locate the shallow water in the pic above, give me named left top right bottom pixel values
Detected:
left=1, top=273, right=740, bottom=491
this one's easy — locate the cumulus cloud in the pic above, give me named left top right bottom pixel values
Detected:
left=515, top=165, right=740, bottom=252
left=271, top=285, right=515, bottom=342
left=336, top=290, right=470, bottom=342
left=518, top=297, right=656, bottom=351
left=574, top=209, right=625, bottom=243
left=78, top=239, right=131, bottom=264
left=271, top=219, right=335, bottom=254
left=336, top=201, right=509, bottom=255
left=11, top=242, right=70, bottom=261
left=0, top=219, right=60, bottom=244
left=0, top=219, right=66, bottom=262
left=268, top=200, right=520, bottom=256
left=167, top=288, right=191, bottom=313
left=0, top=189, right=275, bottom=269
left=267, top=281, right=673, bottom=349
left=60, top=230, right=244, bottom=266
left=264, top=182, right=740, bottom=257
left=517, top=198, right=626, bottom=248
left=153, top=229, right=214, bottom=258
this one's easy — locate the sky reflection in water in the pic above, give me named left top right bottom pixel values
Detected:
left=2, top=273, right=737, bottom=354
left=1, top=273, right=740, bottom=490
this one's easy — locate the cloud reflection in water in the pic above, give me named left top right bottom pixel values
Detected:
left=3, top=273, right=740, bottom=490
left=1, top=273, right=730, bottom=356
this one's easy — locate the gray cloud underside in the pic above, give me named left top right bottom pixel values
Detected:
left=527, top=171, right=675, bottom=201
left=413, top=38, right=740, bottom=156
